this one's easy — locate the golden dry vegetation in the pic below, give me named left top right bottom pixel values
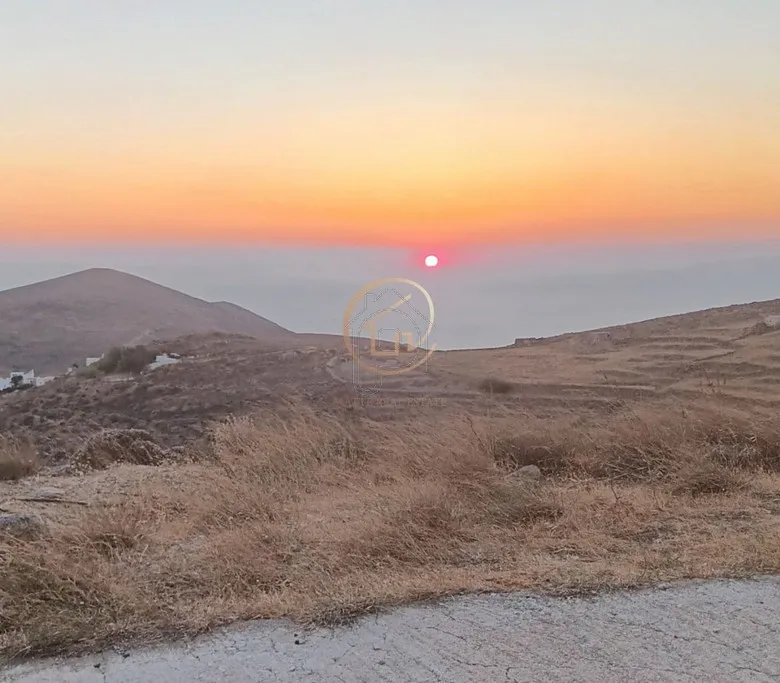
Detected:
left=0, top=437, right=39, bottom=482
left=2, top=402, right=780, bottom=661
left=3, top=298, right=780, bottom=662
left=432, top=298, right=780, bottom=407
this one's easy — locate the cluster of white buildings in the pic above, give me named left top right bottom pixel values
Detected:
left=83, top=352, right=182, bottom=371
left=0, top=369, right=55, bottom=392
left=2, top=352, right=182, bottom=394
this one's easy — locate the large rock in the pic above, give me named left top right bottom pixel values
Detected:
left=516, top=464, right=542, bottom=480
left=0, top=513, right=45, bottom=539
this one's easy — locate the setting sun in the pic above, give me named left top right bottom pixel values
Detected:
left=424, top=254, right=439, bottom=268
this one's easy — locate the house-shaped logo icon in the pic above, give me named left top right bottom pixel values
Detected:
left=342, top=278, right=436, bottom=377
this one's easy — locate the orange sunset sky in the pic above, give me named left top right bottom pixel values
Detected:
left=1, top=2, right=778, bottom=246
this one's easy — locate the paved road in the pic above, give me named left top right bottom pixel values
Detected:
left=3, top=579, right=779, bottom=682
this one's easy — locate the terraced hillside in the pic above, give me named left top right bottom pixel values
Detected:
left=430, top=298, right=780, bottom=408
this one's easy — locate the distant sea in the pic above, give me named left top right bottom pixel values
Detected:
left=2, top=239, right=780, bottom=350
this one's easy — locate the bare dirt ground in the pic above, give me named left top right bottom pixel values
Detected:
left=2, top=299, right=780, bottom=663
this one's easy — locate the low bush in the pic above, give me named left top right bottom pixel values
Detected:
left=478, top=377, right=514, bottom=394
left=69, top=429, right=168, bottom=472
left=96, top=346, right=156, bottom=375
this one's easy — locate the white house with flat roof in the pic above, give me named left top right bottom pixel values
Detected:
left=0, top=370, right=35, bottom=391
left=147, top=353, right=181, bottom=371
left=0, top=369, right=56, bottom=391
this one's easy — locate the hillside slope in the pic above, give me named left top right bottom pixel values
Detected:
left=0, top=268, right=295, bottom=373
left=435, top=296, right=780, bottom=403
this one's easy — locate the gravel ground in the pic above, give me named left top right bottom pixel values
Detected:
left=3, top=579, right=779, bottom=682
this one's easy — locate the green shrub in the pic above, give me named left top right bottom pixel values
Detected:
left=117, top=346, right=156, bottom=374
left=96, top=347, right=122, bottom=373
left=96, top=346, right=155, bottom=375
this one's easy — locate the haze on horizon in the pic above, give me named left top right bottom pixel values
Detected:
left=1, top=1, right=778, bottom=246
left=3, top=241, right=780, bottom=350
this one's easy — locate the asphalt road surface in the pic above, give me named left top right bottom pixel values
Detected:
left=3, top=579, right=779, bottom=682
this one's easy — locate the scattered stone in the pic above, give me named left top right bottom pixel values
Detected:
left=279, top=350, right=302, bottom=361
left=0, top=513, right=45, bottom=539
left=517, top=465, right=542, bottom=480
left=48, top=464, right=73, bottom=477
left=32, top=487, right=66, bottom=501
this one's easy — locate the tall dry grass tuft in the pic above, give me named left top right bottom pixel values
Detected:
left=0, top=437, right=39, bottom=481
left=212, top=412, right=367, bottom=487
left=670, top=457, right=749, bottom=497
left=471, top=403, right=780, bottom=490
left=0, top=540, right=143, bottom=657
left=697, top=410, right=780, bottom=471
left=73, top=503, right=154, bottom=557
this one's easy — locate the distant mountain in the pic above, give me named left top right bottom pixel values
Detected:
left=0, top=268, right=296, bottom=373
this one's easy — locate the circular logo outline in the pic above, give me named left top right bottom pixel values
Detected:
left=342, top=277, right=437, bottom=376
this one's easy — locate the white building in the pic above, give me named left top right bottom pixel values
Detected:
left=0, top=369, right=57, bottom=391
left=147, top=354, right=182, bottom=371
left=0, top=370, right=36, bottom=391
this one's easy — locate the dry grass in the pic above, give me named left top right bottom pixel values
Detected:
left=0, top=437, right=40, bottom=481
left=2, top=403, right=780, bottom=662
left=69, top=428, right=170, bottom=472
left=433, top=304, right=780, bottom=410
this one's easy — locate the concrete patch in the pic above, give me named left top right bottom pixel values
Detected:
left=3, top=579, right=779, bottom=682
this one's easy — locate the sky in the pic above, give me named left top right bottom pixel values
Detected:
left=1, top=0, right=778, bottom=246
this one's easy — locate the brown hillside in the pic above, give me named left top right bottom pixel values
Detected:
left=0, top=333, right=342, bottom=463
left=0, top=268, right=295, bottom=374
left=435, top=296, right=780, bottom=405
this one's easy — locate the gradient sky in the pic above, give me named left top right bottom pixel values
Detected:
left=1, top=1, right=778, bottom=246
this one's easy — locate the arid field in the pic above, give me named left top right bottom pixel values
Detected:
left=2, top=298, right=780, bottom=662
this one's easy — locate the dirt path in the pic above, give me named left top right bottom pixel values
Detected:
left=3, top=578, right=778, bottom=682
